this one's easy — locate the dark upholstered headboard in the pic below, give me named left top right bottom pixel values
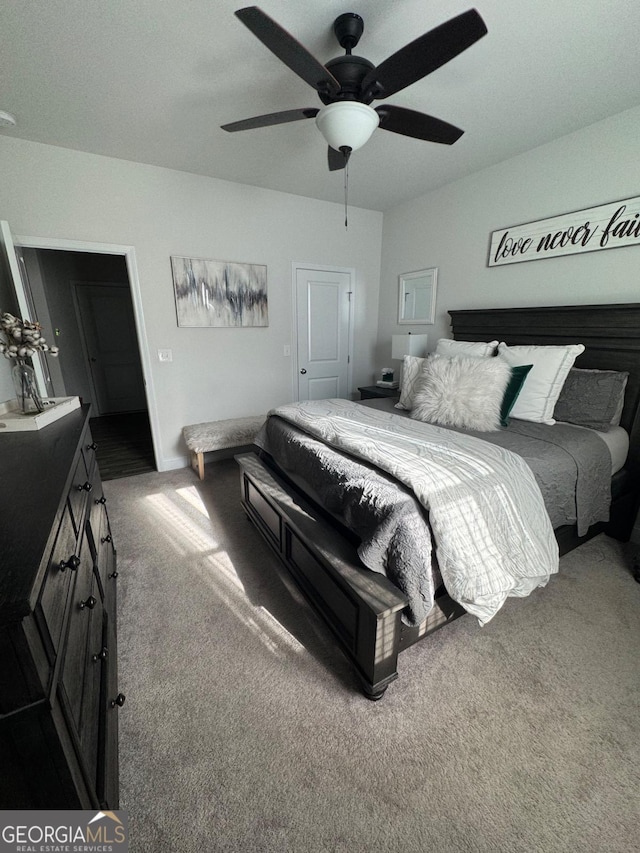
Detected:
left=449, top=303, right=640, bottom=475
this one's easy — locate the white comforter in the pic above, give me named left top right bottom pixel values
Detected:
left=269, top=399, right=559, bottom=624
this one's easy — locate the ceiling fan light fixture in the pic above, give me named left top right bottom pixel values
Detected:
left=315, top=102, right=379, bottom=153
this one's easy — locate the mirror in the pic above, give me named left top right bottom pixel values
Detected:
left=398, top=267, right=437, bottom=325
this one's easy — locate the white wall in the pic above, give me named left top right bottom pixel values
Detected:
left=0, top=137, right=383, bottom=469
left=377, top=105, right=640, bottom=366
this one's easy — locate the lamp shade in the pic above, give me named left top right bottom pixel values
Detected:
left=315, top=102, right=379, bottom=152
left=392, top=333, right=428, bottom=360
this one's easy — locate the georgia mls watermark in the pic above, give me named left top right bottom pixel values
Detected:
left=0, top=811, right=128, bottom=853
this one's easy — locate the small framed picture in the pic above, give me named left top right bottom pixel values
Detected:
left=398, top=267, right=437, bottom=325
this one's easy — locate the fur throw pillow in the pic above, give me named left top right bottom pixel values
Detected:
left=410, top=353, right=511, bottom=432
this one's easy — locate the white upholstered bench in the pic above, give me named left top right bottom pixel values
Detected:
left=183, top=415, right=265, bottom=480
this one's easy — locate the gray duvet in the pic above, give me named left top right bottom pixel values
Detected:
left=255, top=398, right=611, bottom=626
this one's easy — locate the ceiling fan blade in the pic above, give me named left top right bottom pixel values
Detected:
left=376, top=105, right=463, bottom=145
left=361, top=9, right=487, bottom=100
left=221, top=108, right=318, bottom=133
left=327, top=146, right=347, bottom=171
left=235, top=7, right=340, bottom=96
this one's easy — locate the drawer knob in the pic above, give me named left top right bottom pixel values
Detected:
left=108, top=570, right=119, bottom=579
left=79, top=595, right=97, bottom=610
left=77, top=481, right=93, bottom=493
left=95, top=496, right=107, bottom=505
left=110, top=692, right=126, bottom=708
left=92, top=646, right=108, bottom=662
left=87, top=441, right=98, bottom=451
left=60, top=554, right=80, bottom=572
left=101, top=534, right=112, bottom=544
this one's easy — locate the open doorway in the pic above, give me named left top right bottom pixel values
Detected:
left=21, top=247, right=155, bottom=479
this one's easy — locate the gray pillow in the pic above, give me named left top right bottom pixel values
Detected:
left=410, top=353, right=511, bottom=432
left=553, top=368, right=629, bottom=431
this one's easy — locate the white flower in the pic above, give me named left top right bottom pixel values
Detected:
left=0, top=313, right=60, bottom=360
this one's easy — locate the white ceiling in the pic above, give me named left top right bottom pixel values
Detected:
left=2, top=0, right=639, bottom=212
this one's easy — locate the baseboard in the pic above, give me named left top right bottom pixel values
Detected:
left=158, top=454, right=189, bottom=472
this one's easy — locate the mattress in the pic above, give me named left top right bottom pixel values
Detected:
left=564, top=423, right=629, bottom=474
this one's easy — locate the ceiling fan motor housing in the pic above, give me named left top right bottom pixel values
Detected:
left=320, top=55, right=375, bottom=104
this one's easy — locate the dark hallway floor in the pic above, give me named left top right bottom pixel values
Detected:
left=90, top=411, right=155, bottom=480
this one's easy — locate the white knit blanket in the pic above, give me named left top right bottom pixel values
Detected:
left=269, top=399, right=559, bottom=624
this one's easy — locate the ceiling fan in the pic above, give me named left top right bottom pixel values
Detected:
left=221, top=6, right=488, bottom=171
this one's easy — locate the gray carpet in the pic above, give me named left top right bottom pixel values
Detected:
left=104, top=459, right=640, bottom=853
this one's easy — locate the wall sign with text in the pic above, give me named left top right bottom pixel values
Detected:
left=488, top=195, right=640, bottom=266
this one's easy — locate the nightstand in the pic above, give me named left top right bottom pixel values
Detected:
left=358, top=385, right=399, bottom=400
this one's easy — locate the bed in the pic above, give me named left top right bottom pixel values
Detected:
left=237, top=304, right=640, bottom=698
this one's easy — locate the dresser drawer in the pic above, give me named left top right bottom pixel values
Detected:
left=88, top=491, right=116, bottom=595
left=82, top=432, right=99, bottom=482
left=61, top=545, right=100, bottom=734
left=58, top=567, right=109, bottom=806
left=97, top=519, right=116, bottom=596
left=39, top=505, right=78, bottom=657
left=98, top=611, right=121, bottom=808
left=68, top=454, right=93, bottom=537
left=89, top=479, right=107, bottom=539
left=81, top=608, right=108, bottom=793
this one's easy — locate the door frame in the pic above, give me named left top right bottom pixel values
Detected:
left=291, top=262, right=355, bottom=402
left=13, top=232, right=160, bottom=470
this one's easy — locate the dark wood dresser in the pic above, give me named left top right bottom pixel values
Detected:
left=0, top=405, right=122, bottom=807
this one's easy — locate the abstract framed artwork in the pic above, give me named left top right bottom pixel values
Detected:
left=171, top=256, right=268, bottom=327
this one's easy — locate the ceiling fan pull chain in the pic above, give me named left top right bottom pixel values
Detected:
left=344, top=161, right=348, bottom=228
left=343, top=148, right=350, bottom=228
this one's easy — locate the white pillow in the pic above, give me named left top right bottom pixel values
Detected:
left=435, top=338, right=499, bottom=358
left=395, top=355, right=425, bottom=410
left=410, top=354, right=511, bottom=432
left=497, top=342, right=585, bottom=425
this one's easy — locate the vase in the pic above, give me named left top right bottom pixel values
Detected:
left=12, top=358, right=44, bottom=414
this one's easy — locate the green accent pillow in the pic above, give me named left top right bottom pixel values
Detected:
left=501, top=364, right=533, bottom=426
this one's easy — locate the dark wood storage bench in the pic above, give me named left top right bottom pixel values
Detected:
left=237, top=452, right=464, bottom=698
